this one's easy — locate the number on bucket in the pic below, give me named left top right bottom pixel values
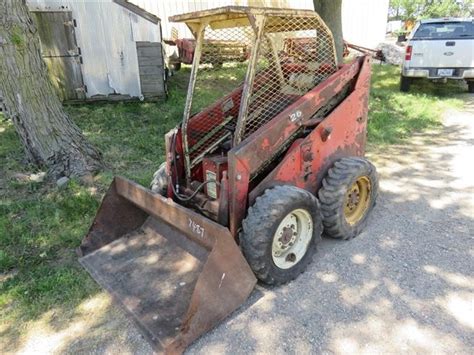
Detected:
left=189, top=218, right=205, bottom=238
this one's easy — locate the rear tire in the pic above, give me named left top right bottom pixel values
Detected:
left=400, top=75, right=411, bottom=92
left=240, top=186, right=323, bottom=285
left=150, top=162, right=168, bottom=196
left=468, top=81, right=474, bottom=94
left=318, top=157, right=378, bottom=240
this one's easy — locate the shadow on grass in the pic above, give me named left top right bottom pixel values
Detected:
left=0, top=64, right=247, bottom=353
left=368, top=65, right=465, bottom=145
left=0, top=69, right=192, bottom=352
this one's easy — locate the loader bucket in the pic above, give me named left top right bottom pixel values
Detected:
left=78, top=177, right=256, bottom=353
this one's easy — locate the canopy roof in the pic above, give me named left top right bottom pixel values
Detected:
left=169, top=6, right=323, bottom=32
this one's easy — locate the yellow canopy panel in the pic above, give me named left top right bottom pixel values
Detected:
left=169, top=6, right=324, bottom=32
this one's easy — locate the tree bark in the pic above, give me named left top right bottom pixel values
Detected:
left=0, top=0, right=102, bottom=179
left=313, top=0, right=344, bottom=64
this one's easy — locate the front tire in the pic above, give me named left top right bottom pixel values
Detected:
left=318, top=157, right=378, bottom=240
left=240, top=185, right=323, bottom=285
left=400, top=75, right=411, bottom=92
left=150, top=162, right=168, bottom=195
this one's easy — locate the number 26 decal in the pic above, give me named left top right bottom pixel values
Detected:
left=289, top=110, right=303, bottom=122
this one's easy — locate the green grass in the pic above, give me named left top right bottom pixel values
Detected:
left=368, top=65, right=464, bottom=144
left=0, top=69, right=190, bottom=346
left=0, top=64, right=466, bottom=348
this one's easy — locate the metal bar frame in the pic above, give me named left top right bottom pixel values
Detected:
left=266, top=34, right=286, bottom=89
left=233, top=14, right=266, bottom=146
left=179, top=9, right=339, bottom=183
left=181, top=15, right=267, bottom=182
left=182, top=21, right=208, bottom=183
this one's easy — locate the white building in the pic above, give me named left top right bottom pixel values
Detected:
left=27, top=0, right=167, bottom=101
left=131, top=0, right=390, bottom=49
left=26, top=0, right=389, bottom=101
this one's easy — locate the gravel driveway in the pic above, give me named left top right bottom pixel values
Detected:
left=21, top=97, right=472, bottom=354
left=186, top=95, right=474, bottom=354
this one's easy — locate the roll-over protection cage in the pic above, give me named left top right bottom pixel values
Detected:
left=170, top=7, right=338, bottom=182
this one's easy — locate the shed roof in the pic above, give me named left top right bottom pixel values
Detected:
left=113, top=0, right=160, bottom=24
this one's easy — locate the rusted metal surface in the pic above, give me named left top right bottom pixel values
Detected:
left=171, top=6, right=337, bottom=183
left=169, top=6, right=328, bottom=24
left=182, top=22, right=207, bottom=183
left=248, top=56, right=372, bottom=205
left=345, top=41, right=385, bottom=62
left=79, top=177, right=256, bottom=353
left=233, top=13, right=266, bottom=146
left=174, top=38, right=249, bottom=65
left=230, top=58, right=361, bottom=175
left=227, top=56, right=365, bottom=237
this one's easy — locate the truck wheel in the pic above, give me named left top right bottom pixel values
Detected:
left=150, top=162, right=168, bottom=196
left=240, top=186, right=323, bottom=285
left=400, top=75, right=411, bottom=92
left=468, top=81, right=474, bottom=94
left=318, top=157, right=378, bottom=240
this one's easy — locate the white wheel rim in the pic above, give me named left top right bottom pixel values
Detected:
left=271, top=208, right=313, bottom=269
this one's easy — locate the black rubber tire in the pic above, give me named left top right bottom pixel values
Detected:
left=240, top=185, right=323, bottom=285
left=169, top=62, right=181, bottom=71
left=318, top=157, right=378, bottom=240
left=400, top=75, right=411, bottom=92
left=150, top=162, right=168, bottom=195
left=468, top=81, right=474, bottom=94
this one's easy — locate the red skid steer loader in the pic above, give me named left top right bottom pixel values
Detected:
left=79, top=6, right=378, bottom=354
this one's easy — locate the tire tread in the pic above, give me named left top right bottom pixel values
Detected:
left=318, top=157, right=379, bottom=240
left=241, top=186, right=323, bottom=285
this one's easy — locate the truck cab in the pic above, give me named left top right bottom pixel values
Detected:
left=400, top=18, right=474, bottom=92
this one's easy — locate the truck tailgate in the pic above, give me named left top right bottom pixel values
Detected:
left=410, top=39, right=474, bottom=68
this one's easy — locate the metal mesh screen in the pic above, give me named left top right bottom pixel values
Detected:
left=242, top=15, right=337, bottom=140
left=183, top=10, right=337, bottom=173
left=186, top=26, right=254, bottom=167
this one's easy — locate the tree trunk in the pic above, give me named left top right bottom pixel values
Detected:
left=0, top=0, right=102, bottom=179
left=313, top=0, right=344, bottom=64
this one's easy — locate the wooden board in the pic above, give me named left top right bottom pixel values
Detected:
left=136, top=42, right=167, bottom=99
left=31, top=11, right=79, bottom=57
left=31, top=11, right=84, bottom=101
left=43, top=57, right=85, bottom=101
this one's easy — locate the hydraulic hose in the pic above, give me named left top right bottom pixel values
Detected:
left=169, top=130, right=219, bottom=202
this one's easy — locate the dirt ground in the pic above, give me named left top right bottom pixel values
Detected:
left=9, top=96, right=473, bottom=354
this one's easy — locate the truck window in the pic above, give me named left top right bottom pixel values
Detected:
left=413, top=21, right=474, bottom=40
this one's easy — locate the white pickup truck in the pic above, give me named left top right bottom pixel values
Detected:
left=401, top=18, right=474, bottom=93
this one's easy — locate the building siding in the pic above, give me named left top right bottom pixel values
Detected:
left=131, top=0, right=388, bottom=48
left=342, top=0, right=389, bottom=48
left=27, top=0, right=163, bottom=99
